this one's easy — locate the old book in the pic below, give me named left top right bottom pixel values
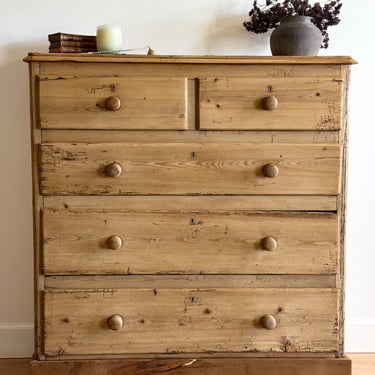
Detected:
left=48, top=32, right=96, bottom=43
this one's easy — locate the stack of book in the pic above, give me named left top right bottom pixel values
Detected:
left=48, top=32, right=97, bottom=53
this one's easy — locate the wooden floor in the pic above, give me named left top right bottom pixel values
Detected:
left=0, top=354, right=374, bottom=374
left=351, top=354, right=375, bottom=375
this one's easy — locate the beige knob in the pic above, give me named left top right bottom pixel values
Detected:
left=107, top=235, right=123, bottom=250
left=260, top=315, right=277, bottom=330
left=108, top=314, right=124, bottom=331
left=263, top=163, right=279, bottom=178
left=104, top=96, right=121, bottom=111
left=262, top=236, right=278, bottom=251
left=106, top=162, right=122, bottom=178
left=262, top=96, right=278, bottom=110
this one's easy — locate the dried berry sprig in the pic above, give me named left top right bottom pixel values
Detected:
left=243, top=0, right=342, bottom=48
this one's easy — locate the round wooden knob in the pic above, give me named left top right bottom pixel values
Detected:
left=106, top=162, right=122, bottom=178
left=263, top=163, right=279, bottom=178
left=262, top=236, right=278, bottom=251
left=108, top=314, right=124, bottom=331
left=262, top=96, right=278, bottom=110
left=104, top=96, right=121, bottom=111
left=107, top=235, right=123, bottom=250
left=260, top=315, right=277, bottom=330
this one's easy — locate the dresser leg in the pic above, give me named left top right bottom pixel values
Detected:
left=30, top=357, right=352, bottom=375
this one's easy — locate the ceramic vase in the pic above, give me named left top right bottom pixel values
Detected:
left=270, top=16, right=322, bottom=56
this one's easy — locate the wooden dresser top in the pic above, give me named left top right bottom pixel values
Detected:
left=24, top=53, right=357, bottom=65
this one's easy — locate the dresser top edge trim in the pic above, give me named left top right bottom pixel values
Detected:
left=23, top=53, right=357, bottom=65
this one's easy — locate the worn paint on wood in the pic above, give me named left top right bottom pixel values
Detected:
left=24, top=56, right=353, bottom=365
left=39, top=143, right=341, bottom=195
left=43, top=210, right=338, bottom=275
left=200, top=77, right=344, bottom=131
left=44, top=288, right=339, bottom=356
left=38, top=76, right=188, bottom=130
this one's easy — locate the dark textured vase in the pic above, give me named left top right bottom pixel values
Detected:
left=270, top=16, right=322, bottom=56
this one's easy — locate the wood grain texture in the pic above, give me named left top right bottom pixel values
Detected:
left=0, top=359, right=30, bottom=375
left=351, top=353, right=375, bottom=375
left=41, top=129, right=341, bottom=144
left=43, top=210, right=338, bottom=275
left=24, top=53, right=357, bottom=65
left=27, top=60, right=44, bottom=359
left=43, top=288, right=339, bottom=356
left=30, top=357, right=353, bottom=375
left=44, top=195, right=338, bottom=211
left=44, top=274, right=337, bottom=290
left=38, top=76, right=188, bottom=130
left=39, top=142, right=341, bottom=195
left=199, top=76, right=344, bottom=131
left=24, top=56, right=354, bottom=363
left=15, top=355, right=375, bottom=375
left=38, top=62, right=345, bottom=82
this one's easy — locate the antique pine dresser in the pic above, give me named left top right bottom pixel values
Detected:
left=25, top=53, right=356, bottom=374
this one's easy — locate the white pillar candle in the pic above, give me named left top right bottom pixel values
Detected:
left=96, top=24, right=123, bottom=52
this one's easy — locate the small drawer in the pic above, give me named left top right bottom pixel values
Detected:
left=43, top=210, right=338, bottom=275
left=39, top=142, right=341, bottom=195
left=37, top=76, right=187, bottom=129
left=43, top=288, right=339, bottom=356
left=199, top=76, right=344, bottom=130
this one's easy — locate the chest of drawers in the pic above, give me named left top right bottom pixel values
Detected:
left=25, top=54, right=355, bottom=374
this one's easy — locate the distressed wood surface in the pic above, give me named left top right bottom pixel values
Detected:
left=38, top=76, right=188, bottom=130
left=25, top=56, right=353, bottom=362
left=45, top=274, right=337, bottom=290
left=41, top=129, right=340, bottom=144
left=200, top=77, right=344, bottom=131
left=44, top=195, right=338, bottom=211
left=43, top=288, right=339, bottom=356
left=27, top=61, right=44, bottom=358
left=39, top=142, right=341, bottom=195
left=37, top=62, right=346, bottom=82
left=43, top=210, right=338, bottom=275
left=30, top=357, right=352, bottom=375
left=24, top=53, right=357, bottom=65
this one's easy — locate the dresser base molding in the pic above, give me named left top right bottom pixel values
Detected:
left=30, top=357, right=351, bottom=375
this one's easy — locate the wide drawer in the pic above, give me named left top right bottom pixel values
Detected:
left=43, top=210, right=338, bottom=275
left=37, top=76, right=187, bottom=129
left=43, top=288, right=339, bottom=356
left=199, top=76, right=344, bottom=130
left=39, top=143, right=341, bottom=195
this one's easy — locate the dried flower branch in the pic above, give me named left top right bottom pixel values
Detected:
left=243, top=0, right=342, bottom=48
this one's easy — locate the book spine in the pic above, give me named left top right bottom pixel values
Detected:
left=49, top=40, right=97, bottom=48
left=49, top=46, right=97, bottom=53
left=48, top=33, right=96, bottom=43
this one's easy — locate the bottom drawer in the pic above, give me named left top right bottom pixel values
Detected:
left=44, top=288, right=339, bottom=356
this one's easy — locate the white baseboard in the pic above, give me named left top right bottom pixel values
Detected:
left=0, top=321, right=374, bottom=357
left=345, top=320, right=375, bottom=352
left=0, top=323, right=34, bottom=358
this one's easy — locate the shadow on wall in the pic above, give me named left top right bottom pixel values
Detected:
left=0, top=41, right=47, bottom=357
left=0, top=41, right=44, bottom=336
left=204, top=14, right=271, bottom=55
left=0, top=41, right=46, bottom=192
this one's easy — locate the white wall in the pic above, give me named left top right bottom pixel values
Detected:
left=0, top=0, right=373, bottom=357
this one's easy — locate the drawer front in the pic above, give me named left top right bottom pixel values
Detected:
left=38, top=76, right=187, bottom=129
left=39, top=143, right=341, bottom=195
left=43, top=210, right=338, bottom=275
left=199, top=77, right=344, bottom=130
left=43, top=288, right=339, bottom=356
